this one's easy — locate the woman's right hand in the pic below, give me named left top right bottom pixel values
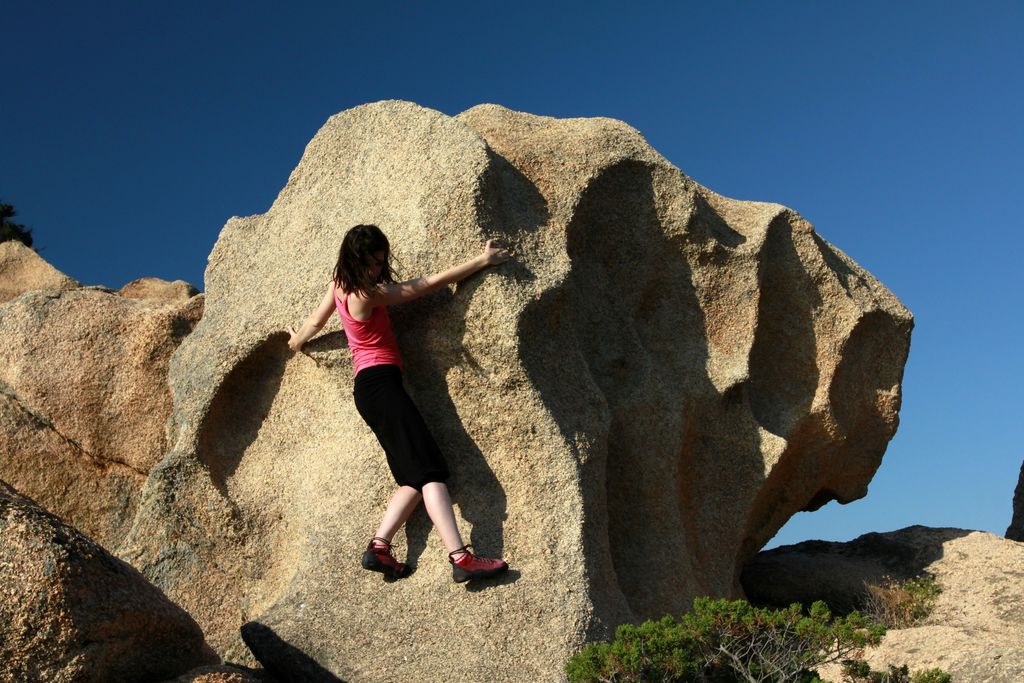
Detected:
left=286, top=325, right=303, bottom=352
left=482, top=239, right=511, bottom=265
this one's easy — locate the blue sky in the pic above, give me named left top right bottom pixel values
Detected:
left=3, top=1, right=1022, bottom=549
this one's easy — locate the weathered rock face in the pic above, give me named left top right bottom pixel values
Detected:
left=1007, top=461, right=1024, bottom=541
left=119, top=101, right=913, bottom=680
left=0, top=479, right=217, bottom=682
left=0, top=240, right=79, bottom=302
left=0, top=282, right=203, bottom=549
left=743, top=526, right=1024, bottom=682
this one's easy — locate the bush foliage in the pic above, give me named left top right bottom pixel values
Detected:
left=0, top=202, right=33, bottom=248
left=842, top=659, right=952, bottom=683
left=566, top=597, right=884, bottom=683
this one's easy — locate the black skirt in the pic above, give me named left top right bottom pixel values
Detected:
left=352, top=364, right=450, bottom=490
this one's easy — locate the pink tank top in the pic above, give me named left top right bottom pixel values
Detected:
left=333, top=283, right=403, bottom=376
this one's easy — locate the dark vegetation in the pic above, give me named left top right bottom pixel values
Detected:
left=842, top=660, right=951, bottom=683
left=1, top=202, right=34, bottom=247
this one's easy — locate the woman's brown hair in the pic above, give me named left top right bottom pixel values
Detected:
left=332, top=224, right=396, bottom=297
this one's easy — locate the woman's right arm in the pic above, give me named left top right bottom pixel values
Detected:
left=369, top=239, right=510, bottom=307
left=287, top=281, right=336, bottom=351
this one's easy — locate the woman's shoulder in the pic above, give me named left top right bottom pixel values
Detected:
left=346, top=287, right=383, bottom=322
left=348, top=284, right=392, bottom=305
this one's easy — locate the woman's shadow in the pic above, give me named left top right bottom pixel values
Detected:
left=388, top=152, right=547, bottom=589
left=389, top=286, right=520, bottom=589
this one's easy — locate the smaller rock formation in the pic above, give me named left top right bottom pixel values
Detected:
left=742, top=527, right=945, bottom=613
left=120, top=277, right=200, bottom=302
left=0, top=240, right=79, bottom=303
left=0, top=276, right=203, bottom=550
left=0, top=479, right=218, bottom=682
left=742, top=526, right=1024, bottom=682
left=1007, top=460, right=1024, bottom=541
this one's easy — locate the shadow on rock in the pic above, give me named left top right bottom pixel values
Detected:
left=240, top=622, right=344, bottom=683
left=198, top=333, right=291, bottom=495
left=464, top=568, right=522, bottom=592
left=393, top=278, right=509, bottom=566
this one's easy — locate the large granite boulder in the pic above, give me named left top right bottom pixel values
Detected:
left=0, top=240, right=79, bottom=303
left=1007, top=461, right=1024, bottom=541
left=743, top=526, right=1024, bottom=682
left=0, top=280, right=203, bottom=550
left=0, top=479, right=217, bottom=682
left=119, top=101, right=913, bottom=679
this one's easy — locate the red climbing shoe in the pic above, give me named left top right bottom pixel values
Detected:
left=361, top=537, right=412, bottom=579
left=449, top=545, right=509, bottom=583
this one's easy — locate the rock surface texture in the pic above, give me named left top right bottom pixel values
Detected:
left=743, top=526, right=1024, bottom=682
left=119, top=101, right=914, bottom=680
left=0, top=279, right=203, bottom=550
left=0, top=240, right=79, bottom=302
left=1007, top=460, right=1024, bottom=541
left=163, top=664, right=269, bottom=683
left=0, top=479, right=217, bottom=682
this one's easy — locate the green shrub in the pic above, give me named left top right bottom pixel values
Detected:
left=843, top=661, right=911, bottom=683
left=841, top=659, right=952, bottom=683
left=862, top=576, right=941, bottom=628
left=689, top=598, right=882, bottom=682
left=564, top=615, right=702, bottom=682
left=841, top=659, right=874, bottom=679
left=566, top=598, right=884, bottom=683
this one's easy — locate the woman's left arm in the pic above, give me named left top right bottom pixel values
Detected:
left=369, top=239, right=510, bottom=307
left=287, top=282, right=336, bottom=351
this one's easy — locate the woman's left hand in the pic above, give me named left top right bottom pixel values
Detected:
left=482, top=239, right=511, bottom=265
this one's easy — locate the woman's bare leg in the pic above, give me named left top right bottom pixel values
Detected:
left=373, top=485, right=423, bottom=542
left=421, top=482, right=468, bottom=560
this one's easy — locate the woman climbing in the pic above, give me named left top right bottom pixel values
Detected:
left=286, top=224, right=511, bottom=583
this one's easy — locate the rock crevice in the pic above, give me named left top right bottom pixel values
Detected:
left=1, top=379, right=148, bottom=477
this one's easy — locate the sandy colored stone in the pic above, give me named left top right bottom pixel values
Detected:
left=0, top=240, right=78, bottom=302
left=0, top=282, right=203, bottom=550
left=121, top=276, right=200, bottom=302
left=1007, top=460, right=1024, bottom=541
left=0, top=479, right=217, bottom=683
left=119, top=101, right=913, bottom=680
left=744, top=526, right=1024, bottom=683
left=0, top=387, right=141, bottom=550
